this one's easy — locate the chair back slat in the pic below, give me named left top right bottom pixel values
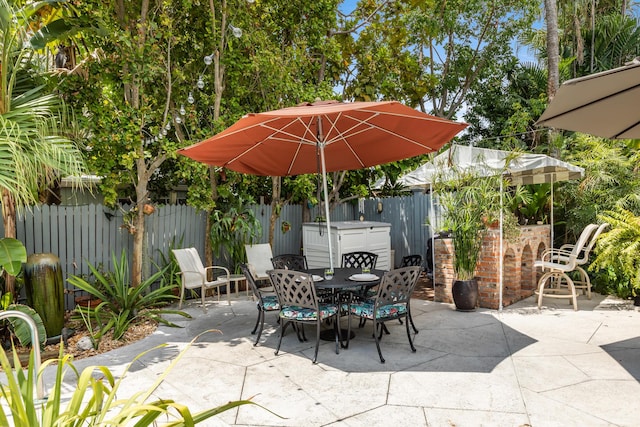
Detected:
left=400, top=254, right=422, bottom=268
left=342, top=251, right=378, bottom=269
left=376, top=266, right=421, bottom=307
left=268, top=269, right=318, bottom=311
left=577, top=223, right=609, bottom=265
left=271, top=254, right=308, bottom=270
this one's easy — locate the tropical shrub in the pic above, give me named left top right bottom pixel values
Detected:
left=67, top=250, right=191, bottom=340
left=436, top=169, right=519, bottom=280
left=591, top=208, right=640, bottom=298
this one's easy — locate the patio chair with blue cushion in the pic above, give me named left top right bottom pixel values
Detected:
left=172, top=248, right=230, bottom=312
left=347, top=266, right=421, bottom=363
left=398, top=254, right=423, bottom=333
left=268, top=269, right=340, bottom=364
left=240, top=263, right=280, bottom=346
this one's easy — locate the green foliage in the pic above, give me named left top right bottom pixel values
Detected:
left=0, top=0, right=87, bottom=210
left=154, top=237, right=184, bottom=294
left=511, top=184, right=550, bottom=225
left=591, top=208, right=640, bottom=297
left=75, top=303, right=105, bottom=350
left=3, top=304, right=47, bottom=347
left=67, top=250, right=192, bottom=340
left=0, top=332, right=277, bottom=426
left=436, top=170, right=516, bottom=281
left=210, top=196, right=262, bottom=273
left=0, top=238, right=45, bottom=347
left=559, top=134, right=640, bottom=241
left=0, top=238, right=27, bottom=277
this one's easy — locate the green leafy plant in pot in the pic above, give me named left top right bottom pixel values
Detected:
left=436, top=168, right=514, bottom=311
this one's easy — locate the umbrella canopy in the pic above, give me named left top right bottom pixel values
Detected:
left=375, top=145, right=584, bottom=189
left=535, top=58, right=640, bottom=139
left=178, top=100, right=467, bottom=176
left=179, top=100, right=467, bottom=271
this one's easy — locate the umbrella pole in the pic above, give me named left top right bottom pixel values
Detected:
left=429, top=183, right=436, bottom=283
left=319, top=143, right=334, bottom=271
left=498, top=178, right=504, bottom=311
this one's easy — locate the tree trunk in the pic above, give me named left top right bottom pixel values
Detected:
left=545, top=0, right=560, bottom=101
left=1, top=189, right=17, bottom=296
left=269, top=176, right=281, bottom=246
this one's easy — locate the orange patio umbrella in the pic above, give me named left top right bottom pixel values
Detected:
left=178, top=99, right=467, bottom=270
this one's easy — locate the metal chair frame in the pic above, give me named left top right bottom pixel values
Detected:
left=400, top=254, right=423, bottom=268
left=240, top=263, right=279, bottom=346
left=268, top=269, right=340, bottom=363
left=347, top=266, right=421, bottom=363
left=555, top=222, right=609, bottom=300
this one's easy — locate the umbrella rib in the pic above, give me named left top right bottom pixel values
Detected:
left=325, top=112, right=441, bottom=151
left=615, top=121, right=640, bottom=139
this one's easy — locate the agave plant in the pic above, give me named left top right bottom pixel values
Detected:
left=67, top=250, right=191, bottom=340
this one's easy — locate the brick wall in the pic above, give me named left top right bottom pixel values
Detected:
left=434, top=225, right=550, bottom=309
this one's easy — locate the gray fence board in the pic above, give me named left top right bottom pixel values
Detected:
left=3, top=193, right=437, bottom=310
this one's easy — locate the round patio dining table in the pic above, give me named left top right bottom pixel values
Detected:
left=306, top=267, right=384, bottom=343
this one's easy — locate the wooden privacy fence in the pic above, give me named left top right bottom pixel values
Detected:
left=6, top=193, right=436, bottom=310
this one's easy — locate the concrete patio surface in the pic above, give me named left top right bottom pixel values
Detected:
left=37, top=292, right=640, bottom=426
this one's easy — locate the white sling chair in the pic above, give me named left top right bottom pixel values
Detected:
left=534, top=224, right=598, bottom=310
left=245, top=243, right=274, bottom=286
left=554, top=222, right=609, bottom=300
left=172, top=248, right=230, bottom=311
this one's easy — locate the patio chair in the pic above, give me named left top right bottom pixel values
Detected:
left=534, top=224, right=599, bottom=310
left=342, top=251, right=380, bottom=327
left=172, top=248, right=230, bottom=312
left=245, top=243, right=274, bottom=286
left=341, top=251, right=378, bottom=270
left=554, top=222, right=609, bottom=300
left=271, top=254, right=308, bottom=270
left=400, top=254, right=422, bottom=268
left=346, top=266, right=421, bottom=363
left=240, top=263, right=280, bottom=346
left=267, top=268, right=340, bottom=364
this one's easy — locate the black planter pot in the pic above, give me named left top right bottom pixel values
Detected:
left=634, top=295, right=640, bottom=307
left=452, top=279, right=478, bottom=311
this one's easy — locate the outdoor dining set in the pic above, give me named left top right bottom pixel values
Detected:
left=172, top=245, right=424, bottom=364
left=246, top=250, right=423, bottom=364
